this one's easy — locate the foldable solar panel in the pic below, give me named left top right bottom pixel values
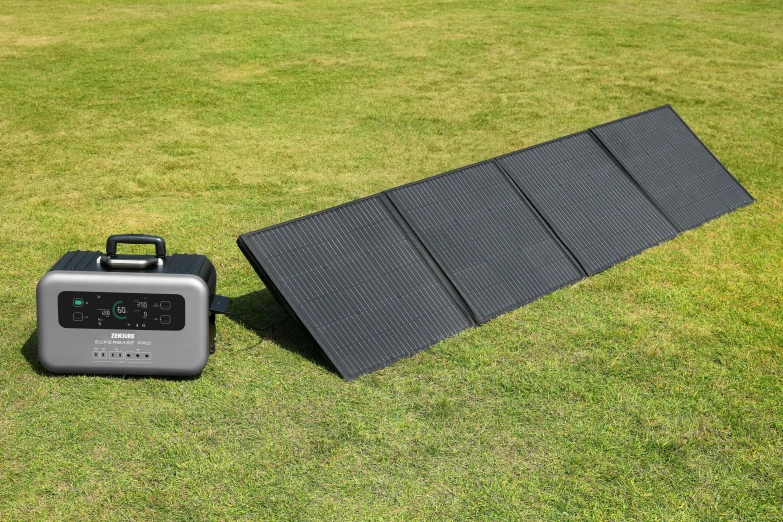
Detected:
left=496, top=132, right=679, bottom=275
left=239, top=105, right=753, bottom=379
left=237, top=195, right=475, bottom=380
left=591, top=105, right=754, bottom=231
left=387, top=160, right=583, bottom=323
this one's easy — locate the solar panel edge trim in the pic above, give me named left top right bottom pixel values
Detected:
left=493, top=128, right=595, bottom=163
left=236, top=192, right=386, bottom=238
left=591, top=105, right=754, bottom=232
left=588, top=103, right=674, bottom=132
left=666, top=107, right=755, bottom=209
left=383, top=157, right=503, bottom=195
left=236, top=235, right=302, bottom=326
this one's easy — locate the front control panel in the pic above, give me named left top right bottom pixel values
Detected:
left=57, top=291, right=185, bottom=331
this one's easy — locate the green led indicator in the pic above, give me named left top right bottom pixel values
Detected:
left=73, top=299, right=83, bottom=307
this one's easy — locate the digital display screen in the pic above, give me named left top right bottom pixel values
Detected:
left=58, top=291, right=185, bottom=331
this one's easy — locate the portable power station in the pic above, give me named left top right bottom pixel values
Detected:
left=36, top=235, right=228, bottom=376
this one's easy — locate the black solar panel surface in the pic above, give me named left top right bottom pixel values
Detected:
left=239, top=106, right=753, bottom=378
left=496, top=132, right=678, bottom=275
left=591, top=106, right=754, bottom=231
left=238, top=196, right=474, bottom=380
left=387, top=161, right=583, bottom=323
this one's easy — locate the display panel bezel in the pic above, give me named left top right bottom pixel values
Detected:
left=57, top=291, right=186, bottom=331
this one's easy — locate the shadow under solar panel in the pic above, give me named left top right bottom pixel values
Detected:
left=591, top=105, right=754, bottom=232
left=496, top=132, right=679, bottom=275
left=387, top=160, right=583, bottom=323
left=237, top=195, right=475, bottom=380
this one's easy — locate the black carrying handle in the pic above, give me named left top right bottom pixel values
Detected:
left=105, top=234, right=166, bottom=258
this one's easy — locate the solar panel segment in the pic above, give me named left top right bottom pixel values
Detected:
left=237, top=195, right=475, bottom=380
left=387, top=161, right=583, bottom=323
left=496, top=132, right=679, bottom=275
left=591, top=105, right=754, bottom=232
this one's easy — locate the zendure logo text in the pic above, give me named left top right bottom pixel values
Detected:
left=111, top=333, right=135, bottom=339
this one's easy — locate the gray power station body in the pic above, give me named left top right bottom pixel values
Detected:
left=37, top=235, right=219, bottom=376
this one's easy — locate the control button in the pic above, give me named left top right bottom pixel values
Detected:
left=73, top=312, right=83, bottom=321
left=160, top=301, right=171, bottom=310
left=160, top=315, right=171, bottom=325
left=73, top=298, right=83, bottom=307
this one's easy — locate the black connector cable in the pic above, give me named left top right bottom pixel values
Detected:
left=210, top=295, right=289, bottom=352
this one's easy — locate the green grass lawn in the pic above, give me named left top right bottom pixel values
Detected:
left=1, top=0, right=781, bottom=519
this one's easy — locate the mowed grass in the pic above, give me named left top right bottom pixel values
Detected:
left=1, top=0, right=782, bottom=519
